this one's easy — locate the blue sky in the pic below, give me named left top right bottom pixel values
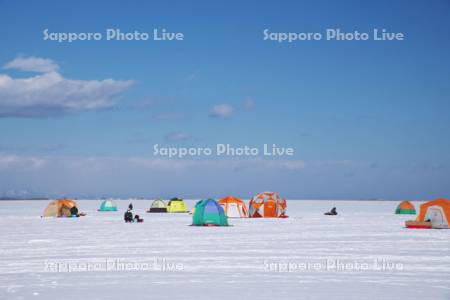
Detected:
left=0, top=0, right=449, bottom=199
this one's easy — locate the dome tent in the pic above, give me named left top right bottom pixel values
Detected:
left=98, top=199, right=118, bottom=211
left=218, top=196, right=248, bottom=218
left=395, top=201, right=416, bottom=214
left=249, top=191, right=288, bottom=218
left=43, top=199, right=78, bottom=217
left=167, top=197, right=188, bottom=213
left=407, top=198, right=450, bottom=229
left=192, top=199, right=228, bottom=226
left=147, top=199, right=167, bottom=213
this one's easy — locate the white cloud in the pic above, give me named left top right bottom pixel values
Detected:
left=4, top=56, right=59, bottom=73
left=0, top=154, right=45, bottom=169
left=0, top=56, right=133, bottom=117
left=165, top=132, right=192, bottom=142
left=8, top=154, right=429, bottom=199
left=264, top=160, right=306, bottom=170
left=210, top=104, right=234, bottom=119
left=1, top=189, right=34, bottom=198
left=0, top=153, right=307, bottom=173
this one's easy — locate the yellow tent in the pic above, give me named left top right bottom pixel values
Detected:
left=167, top=197, right=188, bottom=213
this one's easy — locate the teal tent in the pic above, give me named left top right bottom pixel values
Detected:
left=192, top=199, right=228, bottom=226
left=98, top=199, right=118, bottom=211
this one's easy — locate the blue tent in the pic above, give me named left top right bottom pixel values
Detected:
left=192, top=199, right=228, bottom=226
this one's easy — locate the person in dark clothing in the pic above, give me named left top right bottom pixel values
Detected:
left=325, top=207, right=337, bottom=216
left=124, top=209, right=134, bottom=222
left=128, top=203, right=133, bottom=210
left=134, top=214, right=144, bottom=223
left=70, top=206, right=79, bottom=217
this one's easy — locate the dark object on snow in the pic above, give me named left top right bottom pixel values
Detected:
left=148, top=207, right=167, bottom=213
left=124, top=210, right=134, bottom=222
left=70, top=206, right=79, bottom=217
left=325, top=207, right=337, bottom=216
left=134, top=214, right=144, bottom=223
left=128, top=203, right=133, bottom=210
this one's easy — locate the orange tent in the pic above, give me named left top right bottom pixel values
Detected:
left=218, top=196, right=248, bottom=218
left=249, top=191, right=288, bottom=218
left=415, top=198, right=450, bottom=228
left=43, top=199, right=78, bottom=217
left=395, top=201, right=416, bottom=214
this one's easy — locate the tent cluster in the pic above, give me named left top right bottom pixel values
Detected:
left=42, top=192, right=289, bottom=224
left=40, top=196, right=450, bottom=230
left=406, top=198, right=450, bottom=229
left=144, top=198, right=189, bottom=213
left=143, top=193, right=288, bottom=225
left=191, top=192, right=289, bottom=226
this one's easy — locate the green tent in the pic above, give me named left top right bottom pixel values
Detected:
left=192, top=199, right=228, bottom=226
left=98, top=199, right=118, bottom=211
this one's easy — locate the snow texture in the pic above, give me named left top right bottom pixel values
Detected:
left=0, top=200, right=449, bottom=299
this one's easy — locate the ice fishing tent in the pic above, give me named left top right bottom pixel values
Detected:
left=249, top=191, right=288, bottom=218
left=43, top=199, right=78, bottom=217
left=192, top=199, right=228, bottom=226
left=218, top=196, right=248, bottom=218
left=167, top=197, right=188, bottom=213
left=395, top=201, right=416, bottom=214
left=148, top=199, right=167, bottom=213
left=414, top=198, right=450, bottom=229
left=98, top=199, right=118, bottom=211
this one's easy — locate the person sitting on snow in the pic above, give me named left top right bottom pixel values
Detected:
left=68, top=206, right=86, bottom=217
left=124, top=209, right=134, bottom=223
left=70, top=206, right=79, bottom=217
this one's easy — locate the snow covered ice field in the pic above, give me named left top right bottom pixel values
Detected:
left=0, top=199, right=449, bottom=300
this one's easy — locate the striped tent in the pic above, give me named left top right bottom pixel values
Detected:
left=249, top=192, right=288, bottom=218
